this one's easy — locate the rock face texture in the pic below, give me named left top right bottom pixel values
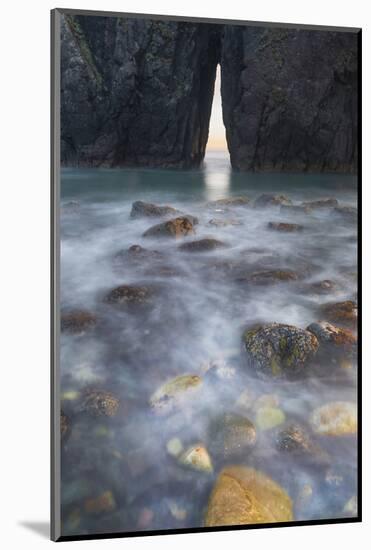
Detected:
left=60, top=14, right=220, bottom=168
left=221, top=27, right=358, bottom=172
left=60, top=14, right=358, bottom=173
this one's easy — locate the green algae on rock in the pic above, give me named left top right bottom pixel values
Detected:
left=205, top=466, right=293, bottom=526
left=255, top=406, right=286, bottom=431
left=149, top=374, right=202, bottom=415
left=309, top=401, right=357, bottom=436
left=242, top=323, right=319, bottom=378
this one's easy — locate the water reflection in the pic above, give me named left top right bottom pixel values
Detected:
left=203, top=150, right=231, bottom=201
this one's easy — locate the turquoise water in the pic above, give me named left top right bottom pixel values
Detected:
left=59, top=151, right=358, bottom=536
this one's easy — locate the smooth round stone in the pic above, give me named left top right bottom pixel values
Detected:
left=310, top=401, right=357, bottom=436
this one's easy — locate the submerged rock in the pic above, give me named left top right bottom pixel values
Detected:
left=208, top=218, right=242, bottom=227
left=130, top=200, right=180, bottom=219
left=61, top=310, right=97, bottom=334
left=302, top=198, right=338, bottom=208
left=178, top=444, right=213, bottom=473
left=242, top=323, right=319, bottom=378
left=255, top=407, right=285, bottom=431
left=310, top=401, right=357, bottom=436
left=306, top=321, right=357, bottom=359
left=114, top=245, right=163, bottom=265
left=205, top=466, right=293, bottom=526
left=209, top=413, right=257, bottom=458
left=276, top=424, right=322, bottom=456
left=343, top=495, right=357, bottom=516
left=149, top=374, right=202, bottom=415
left=166, top=438, right=183, bottom=457
left=84, top=490, right=116, bottom=515
left=80, top=390, right=120, bottom=418
left=143, top=216, right=195, bottom=239
left=268, top=222, right=303, bottom=232
left=104, top=284, right=155, bottom=308
left=255, top=194, right=292, bottom=208
left=320, top=300, right=357, bottom=329
left=247, top=270, right=299, bottom=285
left=178, top=238, right=227, bottom=253
left=307, top=279, right=338, bottom=294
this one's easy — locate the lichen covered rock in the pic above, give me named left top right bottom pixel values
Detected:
left=242, top=323, right=319, bottom=378
left=81, top=390, right=120, bottom=417
left=205, top=466, right=293, bottom=526
left=310, top=401, right=357, bottom=436
left=143, top=216, right=195, bottom=239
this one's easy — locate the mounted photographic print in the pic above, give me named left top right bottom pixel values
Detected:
left=51, top=8, right=361, bottom=541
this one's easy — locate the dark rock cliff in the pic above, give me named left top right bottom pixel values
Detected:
left=221, top=26, right=358, bottom=172
left=61, top=15, right=220, bottom=168
left=60, top=14, right=358, bottom=173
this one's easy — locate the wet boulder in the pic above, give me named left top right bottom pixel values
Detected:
left=205, top=466, right=293, bottom=526
left=178, top=444, right=213, bottom=473
left=80, top=390, right=120, bottom=418
left=104, top=284, right=155, bottom=308
left=61, top=310, right=97, bottom=334
left=178, top=238, right=227, bottom=253
left=310, top=401, right=357, bottom=436
left=130, top=200, right=180, bottom=219
left=255, top=194, right=292, bottom=208
left=209, top=412, right=257, bottom=459
left=302, top=198, right=338, bottom=209
left=268, top=222, right=303, bottom=232
left=149, top=374, right=202, bottom=415
left=276, top=424, right=328, bottom=464
left=143, top=216, right=195, bottom=239
left=208, top=196, right=250, bottom=208
left=242, top=323, right=319, bottom=378
left=113, top=244, right=163, bottom=266
left=320, top=300, right=357, bottom=329
left=306, top=321, right=357, bottom=360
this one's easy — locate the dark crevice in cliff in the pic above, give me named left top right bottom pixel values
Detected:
left=61, top=15, right=358, bottom=173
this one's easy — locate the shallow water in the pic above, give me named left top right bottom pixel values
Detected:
left=59, top=151, right=358, bottom=536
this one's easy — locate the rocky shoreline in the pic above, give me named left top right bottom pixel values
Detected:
left=60, top=188, right=358, bottom=535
